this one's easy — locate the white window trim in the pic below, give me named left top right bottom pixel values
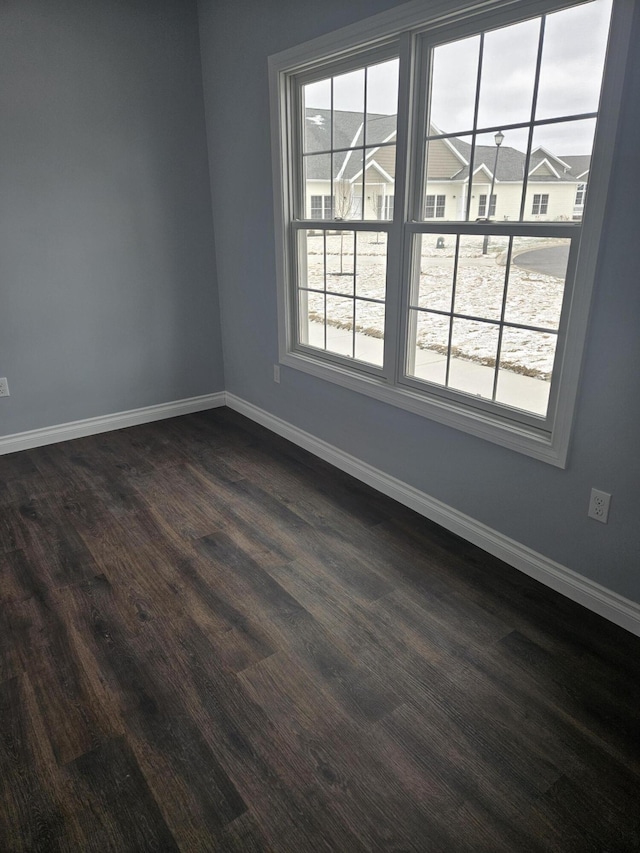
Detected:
left=532, top=193, right=550, bottom=215
left=478, top=193, right=497, bottom=217
left=269, top=0, right=633, bottom=467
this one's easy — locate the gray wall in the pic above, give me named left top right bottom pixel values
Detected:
left=198, top=0, right=640, bottom=603
left=0, top=0, right=224, bottom=436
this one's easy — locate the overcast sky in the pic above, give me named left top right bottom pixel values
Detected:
left=304, top=0, right=611, bottom=155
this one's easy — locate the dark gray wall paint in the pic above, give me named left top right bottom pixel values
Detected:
left=198, top=0, right=640, bottom=603
left=0, top=0, right=224, bottom=435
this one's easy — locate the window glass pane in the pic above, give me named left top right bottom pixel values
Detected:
left=454, top=235, right=510, bottom=321
left=326, top=294, right=354, bottom=357
left=366, top=59, right=399, bottom=145
left=335, top=151, right=363, bottom=220
left=303, top=79, right=331, bottom=153
left=424, top=135, right=471, bottom=222
left=355, top=300, right=385, bottom=365
left=448, top=319, right=500, bottom=398
left=364, top=144, right=396, bottom=220
left=496, top=327, right=557, bottom=415
left=407, top=310, right=450, bottom=385
left=414, top=233, right=456, bottom=311
left=298, top=289, right=325, bottom=348
left=525, top=119, right=595, bottom=221
left=477, top=17, right=541, bottom=129
left=326, top=230, right=355, bottom=280
left=504, top=237, right=569, bottom=328
left=326, top=273, right=353, bottom=296
left=333, top=69, right=365, bottom=145
left=356, top=232, right=387, bottom=301
left=404, top=231, right=568, bottom=417
left=304, top=154, right=332, bottom=219
left=536, top=0, right=611, bottom=121
left=299, top=230, right=325, bottom=291
left=298, top=229, right=386, bottom=367
left=303, top=61, right=399, bottom=220
left=429, top=35, right=480, bottom=135
left=470, top=127, right=529, bottom=223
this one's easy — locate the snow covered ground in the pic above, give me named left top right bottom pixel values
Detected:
left=302, top=231, right=566, bottom=381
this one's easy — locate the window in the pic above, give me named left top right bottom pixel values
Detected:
left=310, top=195, right=334, bottom=219
left=271, top=0, right=630, bottom=465
left=532, top=193, right=549, bottom=215
left=575, top=183, right=586, bottom=206
left=379, top=194, right=394, bottom=220
left=425, top=194, right=446, bottom=218
left=478, top=194, right=497, bottom=217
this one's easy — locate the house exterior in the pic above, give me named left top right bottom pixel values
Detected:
left=305, top=108, right=589, bottom=223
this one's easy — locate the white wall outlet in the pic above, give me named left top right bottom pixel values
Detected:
left=588, top=488, right=611, bottom=524
left=0, top=377, right=9, bottom=397
left=273, top=364, right=281, bottom=383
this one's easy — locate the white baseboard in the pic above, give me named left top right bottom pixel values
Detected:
left=3, top=389, right=637, bottom=636
left=226, top=393, right=640, bottom=638
left=0, top=392, right=226, bottom=456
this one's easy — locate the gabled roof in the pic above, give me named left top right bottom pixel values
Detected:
left=450, top=140, right=529, bottom=183
left=305, top=109, right=591, bottom=185
left=304, top=108, right=396, bottom=180
left=527, top=148, right=577, bottom=183
left=560, top=155, right=591, bottom=180
left=529, top=158, right=562, bottom=179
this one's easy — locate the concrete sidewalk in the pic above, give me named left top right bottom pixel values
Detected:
left=306, top=322, right=550, bottom=416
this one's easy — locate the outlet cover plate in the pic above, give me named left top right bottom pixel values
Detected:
left=588, top=488, right=611, bottom=523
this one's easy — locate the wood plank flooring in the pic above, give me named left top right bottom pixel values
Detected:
left=0, top=407, right=639, bottom=852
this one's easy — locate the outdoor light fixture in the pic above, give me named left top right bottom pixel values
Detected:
left=483, top=130, right=504, bottom=254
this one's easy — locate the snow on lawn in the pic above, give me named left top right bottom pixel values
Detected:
left=304, top=232, right=565, bottom=379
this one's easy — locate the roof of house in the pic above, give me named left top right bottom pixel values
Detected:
left=305, top=109, right=590, bottom=185
left=304, top=109, right=396, bottom=180
left=559, top=155, right=591, bottom=179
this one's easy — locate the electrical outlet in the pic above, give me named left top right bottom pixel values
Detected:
left=588, top=488, right=611, bottom=524
left=0, top=377, right=9, bottom=397
left=273, top=364, right=281, bottom=383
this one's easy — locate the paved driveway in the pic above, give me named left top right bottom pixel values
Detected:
left=512, top=244, right=570, bottom=278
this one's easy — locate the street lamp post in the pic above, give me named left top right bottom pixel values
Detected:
left=482, top=130, right=504, bottom=255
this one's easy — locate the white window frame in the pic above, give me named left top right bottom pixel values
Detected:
left=478, top=193, right=497, bottom=218
left=532, top=193, right=549, bottom=215
left=269, top=0, right=632, bottom=467
left=310, top=194, right=334, bottom=220
left=425, top=194, right=446, bottom=218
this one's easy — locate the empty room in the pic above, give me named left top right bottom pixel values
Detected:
left=1, top=0, right=639, bottom=850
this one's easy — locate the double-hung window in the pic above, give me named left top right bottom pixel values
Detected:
left=270, top=0, right=630, bottom=465
left=478, top=194, right=497, bottom=218
left=532, top=193, right=549, bottom=215
left=310, top=194, right=334, bottom=219
left=425, top=194, right=446, bottom=218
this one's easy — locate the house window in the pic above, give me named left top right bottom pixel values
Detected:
left=575, top=183, right=586, bottom=206
left=375, top=193, right=395, bottom=220
left=532, top=193, right=549, bottom=215
left=478, top=194, right=497, bottom=217
left=425, top=194, right=446, bottom=218
left=271, top=0, right=628, bottom=465
left=310, top=195, right=334, bottom=219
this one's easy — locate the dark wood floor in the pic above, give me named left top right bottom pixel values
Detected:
left=0, top=408, right=639, bottom=852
